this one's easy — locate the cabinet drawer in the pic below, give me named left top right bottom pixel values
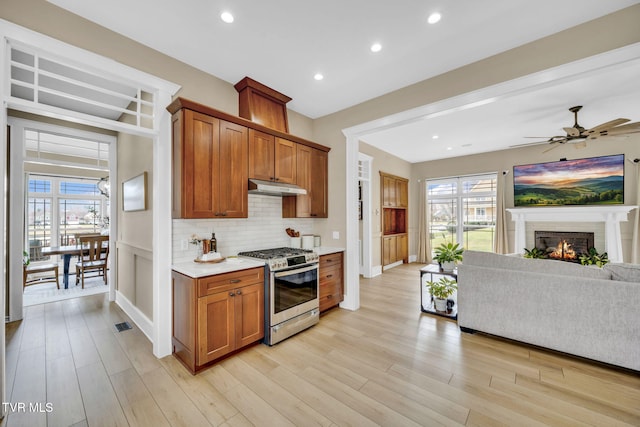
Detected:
left=319, top=253, right=343, bottom=269
left=198, top=267, right=264, bottom=297
left=319, top=276, right=340, bottom=298
left=319, top=291, right=342, bottom=312
left=319, top=264, right=341, bottom=286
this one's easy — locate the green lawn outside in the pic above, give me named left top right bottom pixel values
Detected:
left=430, top=226, right=494, bottom=253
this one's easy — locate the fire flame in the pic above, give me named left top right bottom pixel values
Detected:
left=549, top=240, right=577, bottom=260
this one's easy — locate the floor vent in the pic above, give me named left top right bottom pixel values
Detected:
left=114, top=322, right=132, bottom=332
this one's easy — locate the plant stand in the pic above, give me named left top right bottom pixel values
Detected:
left=420, top=264, right=457, bottom=320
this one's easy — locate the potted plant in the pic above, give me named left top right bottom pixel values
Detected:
left=433, top=242, right=464, bottom=271
left=425, top=277, right=458, bottom=312
left=579, top=247, right=609, bottom=267
left=523, top=247, right=547, bottom=259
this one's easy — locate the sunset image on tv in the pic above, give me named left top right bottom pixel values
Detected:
left=513, top=154, right=624, bottom=206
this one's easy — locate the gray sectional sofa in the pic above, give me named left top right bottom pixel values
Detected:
left=457, top=250, right=640, bottom=371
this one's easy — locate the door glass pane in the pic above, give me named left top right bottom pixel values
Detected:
left=59, top=198, right=102, bottom=245
left=463, top=196, right=495, bottom=251
left=26, top=197, right=52, bottom=261
left=429, top=199, right=457, bottom=250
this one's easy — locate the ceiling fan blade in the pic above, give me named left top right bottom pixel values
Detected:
left=588, top=121, right=640, bottom=138
left=563, top=127, right=580, bottom=137
left=587, top=118, right=630, bottom=134
left=510, top=140, right=550, bottom=147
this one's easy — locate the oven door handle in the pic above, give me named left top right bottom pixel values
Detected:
left=274, top=264, right=318, bottom=278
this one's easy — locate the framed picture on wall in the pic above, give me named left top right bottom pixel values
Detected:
left=513, top=154, right=624, bottom=207
left=122, top=172, right=147, bottom=211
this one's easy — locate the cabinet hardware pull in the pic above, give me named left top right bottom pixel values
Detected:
left=229, top=292, right=235, bottom=297
left=236, top=290, right=242, bottom=295
left=230, top=279, right=241, bottom=284
left=311, top=214, right=317, bottom=217
left=326, top=274, right=333, bottom=278
left=327, top=295, right=333, bottom=299
left=222, top=212, right=227, bottom=216
left=326, top=259, right=332, bottom=262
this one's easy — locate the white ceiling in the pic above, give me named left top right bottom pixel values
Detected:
left=47, top=0, right=640, bottom=162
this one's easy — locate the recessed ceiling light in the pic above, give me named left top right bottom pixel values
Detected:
left=220, top=11, right=234, bottom=23
left=446, top=147, right=453, bottom=151
left=432, top=135, right=439, bottom=139
left=314, top=73, right=324, bottom=81
left=427, top=12, right=441, bottom=24
left=370, top=43, right=382, bottom=53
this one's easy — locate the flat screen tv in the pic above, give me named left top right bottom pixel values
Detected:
left=513, top=154, right=624, bottom=207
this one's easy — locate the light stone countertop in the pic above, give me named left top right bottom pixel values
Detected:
left=172, top=247, right=345, bottom=278
left=315, top=246, right=345, bottom=256
left=172, top=258, right=266, bottom=278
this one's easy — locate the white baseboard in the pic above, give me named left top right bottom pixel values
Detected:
left=371, top=265, right=383, bottom=277
left=115, top=291, right=154, bottom=343
left=382, top=261, right=404, bottom=271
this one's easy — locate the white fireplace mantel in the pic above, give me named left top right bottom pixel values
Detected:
left=506, top=205, right=638, bottom=263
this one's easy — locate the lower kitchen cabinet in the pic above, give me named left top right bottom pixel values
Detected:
left=318, top=251, right=344, bottom=313
left=172, top=267, right=264, bottom=374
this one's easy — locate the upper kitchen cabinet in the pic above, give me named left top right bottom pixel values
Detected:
left=248, top=130, right=297, bottom=184
left=283, top=145, right=328, bottom=218
left=171, top=107, right=248, bottom=219
left=168, top=95, right=330, bottom=219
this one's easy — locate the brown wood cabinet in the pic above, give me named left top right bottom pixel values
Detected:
left=172, top=267, right=264, bottom=374
left=318, top=251, right=343, bottom=313
left=283, top=145, right=328, bottom=218
left=381, top=172, right=409, bottom=269
left=172, top=108, right=248, bottom=218
left=248, top=130, right=297, bottom=184
left=168, top=97, right=331, bottom=219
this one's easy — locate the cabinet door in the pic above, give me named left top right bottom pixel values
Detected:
left=382, top=176, right=396, bottom=207
left=218, top=120, right=249, bottom=218
left=309, top=148, right=328, bottom=218
left=234, top=282, right=265, bottom=348
left=293, top=144, right=312, bottom=217
left=181, top=110, right=220, bottom=218
left=383, top=236, right=397, bottom=266
left=396, top=179, right=408, bottom=208
left=396, top=234, right=408, bottom=263
left=197, top=291, right=234, bottom=364
left=248, top=129, right=275, bottom=181
left=274, top=138, right=297, bottom=184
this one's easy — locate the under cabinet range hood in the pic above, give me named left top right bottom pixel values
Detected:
left=248, top=179, right=307, bottom=196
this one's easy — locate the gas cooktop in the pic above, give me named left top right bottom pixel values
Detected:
left=238, top=247, right=318, bottom=270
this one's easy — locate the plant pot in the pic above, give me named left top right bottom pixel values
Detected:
left=440, top=261, right=455, bottom=272
left=434, top=298, right=448, bottom=312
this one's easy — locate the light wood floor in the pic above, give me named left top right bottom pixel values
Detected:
left=2, top=263, right=639, bottom=426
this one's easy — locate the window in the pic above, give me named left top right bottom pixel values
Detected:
left=427, top=173, right=497, bottom=253
left=26, top=175, right=109, bottom=254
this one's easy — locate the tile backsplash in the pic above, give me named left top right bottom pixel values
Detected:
left=172, top=194, right=315, bottom=263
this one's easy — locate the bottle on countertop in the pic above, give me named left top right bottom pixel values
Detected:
left=211, top=232, right=217, bottom=253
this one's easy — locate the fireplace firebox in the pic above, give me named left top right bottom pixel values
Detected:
left=534, top=231, right=595, bottom=262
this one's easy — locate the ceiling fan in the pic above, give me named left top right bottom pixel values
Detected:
left=521, top=105, right=640, bottom=153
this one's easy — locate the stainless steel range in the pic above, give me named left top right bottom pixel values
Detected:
left=238, top=247, right=319, bottom=345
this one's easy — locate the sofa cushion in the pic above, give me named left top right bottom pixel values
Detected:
left=462, top=250, right=612, bottom=280
left=604, top=263, right=640, bottom=283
